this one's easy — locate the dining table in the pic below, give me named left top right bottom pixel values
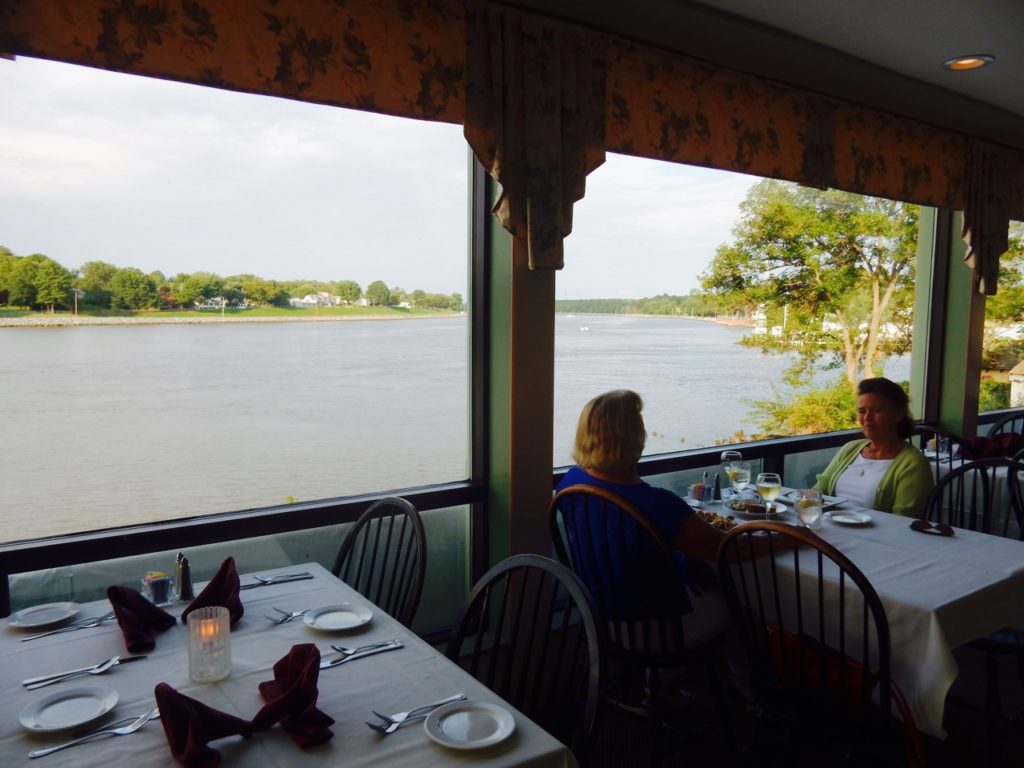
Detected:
left=709, top=492, right=1024, bottom=739
left=0, top=562, right=579, bottom=767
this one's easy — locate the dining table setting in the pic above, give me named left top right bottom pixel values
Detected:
left=0, top=560, right=578, bottom=768
left=695, top=484, right=1024, bottom=739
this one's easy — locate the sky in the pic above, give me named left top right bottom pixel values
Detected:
left=1, top=57, right=758, bottom=299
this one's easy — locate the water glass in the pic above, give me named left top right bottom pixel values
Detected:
left=796, top=489, right=823, bottom=528
left=188, top=606, right=231, bottom=683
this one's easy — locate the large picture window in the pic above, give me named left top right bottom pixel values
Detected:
left=0, top=59, right=469, bottom=542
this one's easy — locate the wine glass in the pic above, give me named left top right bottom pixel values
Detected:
left=796, top=488, right=823, bottom=528
left=720, top=450, right=743, bottom=499
left=728, top=461, right=751, bottom=502
left=755, top=472, right=782, bottom=520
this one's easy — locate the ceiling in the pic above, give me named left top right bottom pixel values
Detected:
left=505, top=0, right=1024, bottom=151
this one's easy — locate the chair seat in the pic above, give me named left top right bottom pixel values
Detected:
left=970, top=627, right=1024, bottom=651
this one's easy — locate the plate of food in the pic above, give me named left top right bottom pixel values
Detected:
left=19, top=686, right=118, bottom=732
left=424, top=701, right=515, bottom=750
left=695, top=509, right=738, bottom=530
left=726, top=499, right=785, bottom=518
left=7, top=602, right=80, bottom=630
left=303, top=603, right=373, bottom=632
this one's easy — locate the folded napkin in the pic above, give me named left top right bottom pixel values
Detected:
left=253, top=644, right=334, bottom=747
left=155, top=682, right=254, bottom=768
left=181, top=556, right=244, bottom=626
left=107, top=585, right=176, bottom=653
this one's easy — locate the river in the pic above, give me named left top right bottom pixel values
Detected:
left=0, top=315, right=908, bottom=539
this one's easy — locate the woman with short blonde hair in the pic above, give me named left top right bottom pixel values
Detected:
left=571, top=389, right=646, bottom=473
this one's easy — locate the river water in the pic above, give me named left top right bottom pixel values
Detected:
left=0, top=315, right=907, bottom=539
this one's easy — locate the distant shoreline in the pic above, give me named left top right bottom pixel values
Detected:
left=0, top=312, right=462, bottom=328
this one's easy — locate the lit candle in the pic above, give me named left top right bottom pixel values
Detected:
left=188, top=606, right=231, bottom=683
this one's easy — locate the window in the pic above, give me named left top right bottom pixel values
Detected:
left=0, top=59, right=469, bottom=542
left=980, top=219, right=1024, bottom=413
left=554, top=154, right=916, bottom=464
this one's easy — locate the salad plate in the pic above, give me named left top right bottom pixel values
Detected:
left=424, top=701, right=515, bottom=750
left=19, top=686, right=118, bottom=732
left=303, top=603, right=373, bottom=632
left=8, top=602, right=80, bottom=629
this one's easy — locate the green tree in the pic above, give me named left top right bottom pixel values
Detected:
left=175, top=272, right=223, bottom=307
left=34, top=258, right=73, bottom=312
left=701, top=180, right=918, bottom=387
left=0, top=246, right=16, bottom=304
left=76, top=260, right=118, bottom=308
left=366, top=280, right=391, bottom=306
left=109, top=267, right=157, bottom=309
left=984, top=221, right=1024, bottom=323
left=449, top=292, right=463, bottom=311
left=749, top=379, right=859, bottom=437
left=334, top=280, right=362, bottom=305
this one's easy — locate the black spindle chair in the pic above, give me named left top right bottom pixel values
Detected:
left=331, top=496, right=426, bottom=628
left=444, top=554, right=605, bottom=764
left=987, top=410, right=1024, bottom=438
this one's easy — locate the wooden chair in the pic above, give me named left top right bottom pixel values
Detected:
left=549, top=484, right=733, bottom=766
left=331, top=497, right=426, bottom=627
left=910, top=423, right=970, bottom=474
left=444, top=554, right=605, bottom=764
left=923, top=458, right=1024, bottom=765
left=987, top=410, right=1024, bottom=438
left=717, top=521, right=922, bottom=767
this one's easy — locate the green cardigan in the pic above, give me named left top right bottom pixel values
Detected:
left=814, top=439, right=934, bottom=517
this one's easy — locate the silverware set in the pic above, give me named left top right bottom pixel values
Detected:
left=366, top=693, right=466, bottom=734
left=22, top=654, right=148, bottom=690
left=28, top=707, right=161, bottom=759
left=264, top=607, right=310, bottom=625
left=239, top=572, right=314, bottom=590
left=20, top=611, right=117, bottom=642
left=319, top=639, right=404, bottom=669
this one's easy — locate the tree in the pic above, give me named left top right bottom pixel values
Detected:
left=109, top=267, right=157, bottom=309
left=0, top=245, right=16, bottom=304
left=450, top=292, right=463, bottom=311
left=701, top=180, right=918, bottom=387
left=334, top=280, right=362, bottom=305
left=34, top=258, right=73, bottom=312
left=985, top=221, right=1024, bottom=323
left=174, top=272, right=223, bottom=307
left=76, top=260, right=118, bottom=308
left=366, top=280, right=391, bottom=306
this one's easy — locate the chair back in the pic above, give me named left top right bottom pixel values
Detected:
left=549, top=484, right=703, bottom=667
left=331, top=497, right=426, bottom=627
left=717, top=522, right=893, bottom=736
left=987, top=410, right=1024, bottom=438
left=444, top=554, right=604, bottom=763
left=924, top=457, right=1024, bottom=540
left=910, top=423, right=969, bottom=475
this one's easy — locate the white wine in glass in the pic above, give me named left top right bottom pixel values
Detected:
left=755, top=472, right=782, bottom=520
left=720, top=450, right=742, bottom=499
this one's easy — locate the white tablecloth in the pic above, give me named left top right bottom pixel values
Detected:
left=0, top=563, right=578, bottom=768
left=716, top=500, right=1024, bottom=738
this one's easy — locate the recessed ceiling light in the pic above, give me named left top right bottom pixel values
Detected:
left=943, top=54, right=995, bottom=71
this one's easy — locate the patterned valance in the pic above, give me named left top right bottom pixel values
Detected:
left=962, top=140, right=1015, bottom=295
left=463, top=0, right=606, bottom=270
left=3, top=0, right=1023, bottom=276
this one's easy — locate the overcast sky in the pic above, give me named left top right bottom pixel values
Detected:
left=1, top=57, right=757, bottom=299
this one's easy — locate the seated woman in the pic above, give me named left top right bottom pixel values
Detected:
left=814, top=377, right=933, bottom=516
left=555, top=389, right=734, bottom=647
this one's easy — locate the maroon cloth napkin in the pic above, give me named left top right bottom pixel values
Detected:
left=154, top=682, right=254, bottom=768
left=107, top=585, right=176, bottom=653
left=253, top=644, right=334, bottom=748
left=961, top=432, right=1024, bottom=459
left=181, top=556, right=244, bottom=626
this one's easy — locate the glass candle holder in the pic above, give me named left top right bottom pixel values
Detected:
left=188, top=606, right=231, bottom=683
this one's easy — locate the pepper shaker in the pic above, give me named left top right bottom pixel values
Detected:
left=176, top=552, right=195, bottom=602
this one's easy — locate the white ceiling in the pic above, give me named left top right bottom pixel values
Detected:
left=505, top=0, right=1024, bottom=150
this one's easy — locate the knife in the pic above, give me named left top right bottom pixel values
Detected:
left=239, top=573, right=314, bottom=590
left=319, top=640, right=404, bottom=669
left=22, top=654, right=148, bottom=686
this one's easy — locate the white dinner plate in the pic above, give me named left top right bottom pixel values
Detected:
left=19, top=685, right=119, bottom=732
left=303, top=603, right=373, bottom=631
left=826, top=510, right=872, bottom=526
left=728, top=501, right=785, bottom=519
left=424, top=701, right=515, bottom=750
left=8, top=601, right=80, bottom=629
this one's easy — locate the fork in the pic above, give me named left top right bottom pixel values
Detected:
left=366, top=693, right=467, bottom=734
left=265, top=607, right=309, bottom=625
left=330, top=639, right=402, bottom=656
left=28, top=707, right=161, bottom=758
left=20, top=611, right=117, bottom=642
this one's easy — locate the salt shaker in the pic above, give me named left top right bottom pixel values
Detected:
left=176, top=552, right=195, bottom=602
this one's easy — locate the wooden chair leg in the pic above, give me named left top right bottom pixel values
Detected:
left=986, top=650, right=1004, bottom=767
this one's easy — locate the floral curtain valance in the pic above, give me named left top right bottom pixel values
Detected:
left=962, top=140, right=1015, bottom=295
left=3, top=0, right=1023, bottom=278
left=463, top=0, right=606, bottom=270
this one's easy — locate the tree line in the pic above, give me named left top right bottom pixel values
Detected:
left=0, top=249, right=463, bottom=313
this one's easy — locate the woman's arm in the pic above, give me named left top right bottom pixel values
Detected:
left=673, top=513, right=800, bottom=561
left=889, top=449, right=935, bottom=517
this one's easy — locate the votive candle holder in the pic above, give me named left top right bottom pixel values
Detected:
left=188, top=606, right=231, bottom=683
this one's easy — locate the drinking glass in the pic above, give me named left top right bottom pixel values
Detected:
left=755, top=472, right=782, bottom=520
left=729, top=461, right=751, bottom=499
left=796, top=488, right=823, bottom=528
left=721, top=450, right=743, bottom=499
